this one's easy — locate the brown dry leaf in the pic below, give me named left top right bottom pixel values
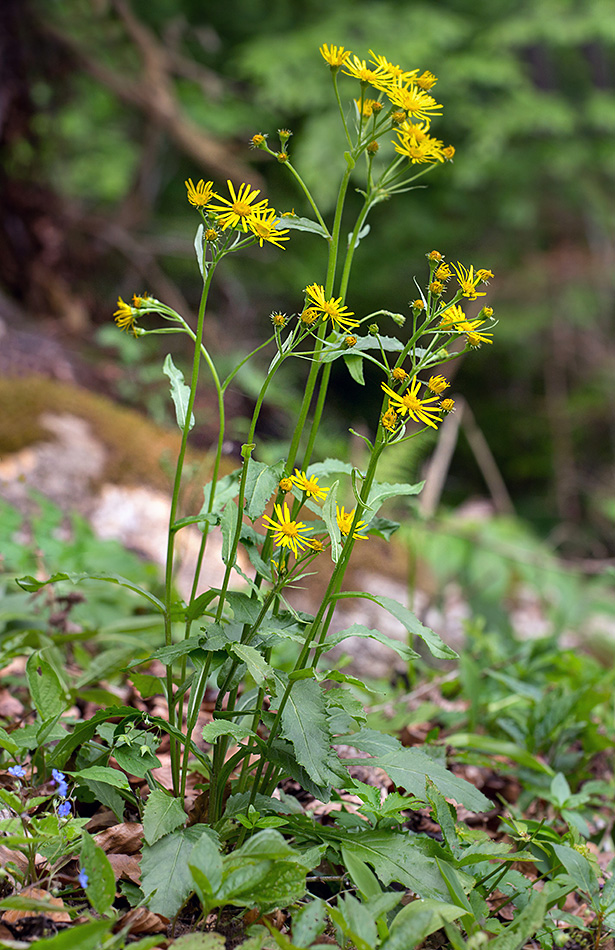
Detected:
left=107, top=853, right=142, bottom=883
left=94, top=822, right=143, bottom=854
left=113, top=906, right=168, bottom=935
left=0, top=844, right=29, bottom=875
left=0, top=924, right=15, bottom=941
left=2, top=886, right=71, bottom=923
left=0, top=688, right=24, bottom=717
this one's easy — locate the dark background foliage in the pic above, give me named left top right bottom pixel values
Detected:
left=1, top=0, right=614, bottom=556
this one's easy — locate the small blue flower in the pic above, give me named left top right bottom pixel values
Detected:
left=8, top=765, right=26, bottom=778
left=58, top=801, right=71, bottom=818
left=51, top=769, right=68, bottom=798
left=78, top=869, right=89, bottom=889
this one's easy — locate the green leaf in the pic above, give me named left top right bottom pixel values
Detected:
left=0, top=726, right=19, bottom=755
left=278, top=215, right=328, bottom=238
left=341, top=847, right=383, bottom=901
left=338, top=830, right=449, bottom=900
left=17, top=571, right=165, bottom=613
left=143, top=788, right=187, bottom=845
left=552, top=844, right=599, bottom=898
left=332, top=592, right=457, bottom=659
left=279, top=678, right=343, bottom=787
left=365, top=479, right=424, bottom=513
left=171, top=935, right=227, bottom=950
left=426, top=779, right=461, bottom=858
left=322, top=479, right=341, bottom=563
left=307, top=459, right=354, bottom=478
left=27, top=919, right=113, bottom=949
left=26, top=653, right=66, bottom=719
left=70, top=766, right=130, bottom=790
left=83, top=779, right=126, bottom=823
left=113, top=742, right=161, bottom=778
left=445, top=733, right=555, bottom=775
left=486, top=892, right=547, bottom=950
left=80, top=830, right=116, bottom=916
left=163, top=353, right=194, bottom=432
left=202, top=720, right=256, bottom=743
left=340, top=729, right=490, bottom=812
left=142, top=826, right=218, bottom=917
left=188, top=832, right=223, bottom=909
left=292, top=898, right=326, bottom=947
left=194, top=223, right=205, bottom=277
left=200, top=469, right=241, bottom=517
left=381, top=899, right=466, bottom=950
left=229, top=643, right=273, bottom=684
left=550, top=772, right=571, bottom=806
left=322, top=623, right=419, bottom=662
left=220, top=501, right=237, bottom=565
left=343, top=353, right=365, bottom=385
left=244, top=458, right=284, bottom=520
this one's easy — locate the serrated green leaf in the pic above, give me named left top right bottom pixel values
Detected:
left=26, top=653, right=66, bottom=720
left=307, top=458, right=355, bottom=479
left=552, top=844, right=599, bottom=898
left=229, top=643, right=273, bottom=684
left=188, top=832, right=223, bottom=907
left=339, top=830, right=449, bottom=899
left=16, top=572, right=164, bottom=613
left=81, top=830, right=116, bottom=916
left=142, top=826, right=218, bottom=917
left=280, top=678, right=342, bottom=787
left=163, top=353, right=194, bottom=432
left=142, top=788, right=187, bottom=845
left=244, top=458, right=284, bottom=520
left=70, top=765, right=130, bottom=789
left=382, top=899, right=465, bottom=950
left=220, top=501, right=237, bottom=565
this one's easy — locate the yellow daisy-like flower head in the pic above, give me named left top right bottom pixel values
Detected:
left=132, top=292, right=149, bottom=308
left=344, top=335, right=357, bottom=348
left=246, top=208, right=290, bottom=249
left=185, top=178, right=217, bottom=208
left=342, top=55, right=382, bottom=85
left=476, top=269, right=494, bottom=283
left=429, top=280, right=444, bottom=295
left=209, top=180, right=269, bottom=231
left=452, top=262, right=487, bottom=300
left=307, top=538, right=325, bottom=553
left=434, top=263, right=452, bottom=281
left=114, top=297, right=138, bottom=336
left=439, top=303, right=465, bottom=328
left=279, top=477, right=293, bottom=493
left=291, top=468, right=329, bottom=501
left=336, top=506, right=368, bottom=541
left=416, top=70, right=438, bottom=91
left=481, top=306, right=494, bottom=318
left=427, top=374, right=449, bottom=395
left=304, top=283, right=359, bottom=331
left=320, top=44, right=352, bottom=68
left=355, top=98, right=381, bottom=119
left=440, top=398, right=456, bottom=413
left=428, top=250, right=443, bottom=262
left=442, top=145, right=456, bottom=161
left=392, top=367, right=408, bottom=382
left=271, top=311, right=287, bottom=328
left=299, top=307, right=319, bottom=327
left=262, top=502, right=312, bottom=558
left=205, top=228, right=219, bottom=242
left=457, top=320, right=493, bottom=348
left=368, top=51, right=419, bottom=87
left=381, top=377, right=442, bottom=430
left=412, top=299, right=425, bottom=311
left=381, top=408, right=399, bottom=431
left=393, top=126, right=445, bottom=164
left=250, top=133, right=267, bottom=149
left=386, top=84, right=442, bottom=122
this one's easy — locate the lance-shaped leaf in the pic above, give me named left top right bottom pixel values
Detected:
left=338, top=830, right=450, bottom=900
left=163, top=353, right=195, bottom=432
left=322, top=479, right=341, bottom=563
left=365, top=479, right=425, bottom=513
left=17, top=571, right=165, bottom=613
left=320, top=623, right=419, bottom=662
left=228, top=643, right=273, bottom=685
left=244, top=458, right=285, bottom=520
left=278, top=215, right=329, bottom=238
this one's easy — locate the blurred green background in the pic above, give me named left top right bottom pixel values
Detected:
left=1, top=0, right=614, bottom=558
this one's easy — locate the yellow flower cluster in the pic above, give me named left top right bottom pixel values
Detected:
left=320, top=45, right=455, bottom=165
left=185, top=179, right=290, bottom=250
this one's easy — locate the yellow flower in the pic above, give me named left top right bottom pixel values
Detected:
left=344, top=335, right=357, bottom=348
left=476, top=269, right=494, bottom=282
left=204, top=228, right=219, bottom=242
left=393, top=127, right=445, bottom=164
left=279, top=477, right=293, bottom=493
left=262, top=502, right=312, bottom=558
left=392, top=367, right=408, bottom=382
left=304, top=283, right=359, bottom=331
left=381, top=408, right=399, bottom=431
left=440, top=398, right=456, bottom=413
left=185, top=178, right=217, bottom=208
left=482, top=306, right=494, bottom=318
left=246, top=208, right=290, bottom=249
left=336, top=506, right=368, bottom=541
left=291, top=469, right=329, bottom=501
left=452, top=262, right=487, bottom=300
left=435, top=263, right=452, bottom=281
left=114, top=297, right=138, bottom=336
left=457, top=320, right=493, bottom=348
left=412, top=299, right=425, bottom=310
left=386, top=84, right=442, bottom=122
left=427, top=375, right=449, bottom=395
left=416, top=70, right=438, bottom=91
left=307, top=538, right=325, bottom=553
left=439, top=303, right=465, bottom=328
left=132, top=292, right=149, bottom=308
left=320, top=44, right=352, bottom=67
left=355, top=98, right=381, bottom=118
left=381, top=377, right=442, bottom=429
left=429, top=281, right=444, bottom=295
left=250, top=133, right=267, bottom=149
left=442, top=145, right=456, bottom=161
left=368, top=51, right=419, bottom=86
left=299, top=308, right=319, bottom=326
left=342, top=55, right=382, bottom=84
left=209, top=180, right=269, bottom=231
left=271, top=311, right=287, bottom=328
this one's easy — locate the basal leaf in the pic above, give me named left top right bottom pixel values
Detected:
left=26, top=654, right=66, bottom=720
left=142, top=788, right=187, bottom=845
left=81, top=830, right=116, bottom=916
left=338, top=829, right=449, bottom=900
left=142, top=826, right=218, bottom=917
left=163, top=353, right=194, bottom=432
